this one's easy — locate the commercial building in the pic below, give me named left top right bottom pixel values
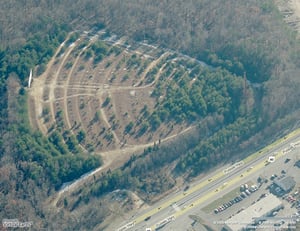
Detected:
left=270, top=176, right=296, bottom=196
left=223, top=194, right=283, bottom=231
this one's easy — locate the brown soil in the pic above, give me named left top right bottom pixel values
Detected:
left=28, top=32, right=194, bottom=206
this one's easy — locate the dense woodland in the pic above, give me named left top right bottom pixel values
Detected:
left=1, top=0, right=300, bottom=229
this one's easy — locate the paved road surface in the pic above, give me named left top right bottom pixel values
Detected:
left=114, top=128, right=300, bottom=231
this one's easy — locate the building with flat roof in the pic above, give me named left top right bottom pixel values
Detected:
left=223, top=194, right=283, bottom=231
left=270, top=176, right=296, bottom=196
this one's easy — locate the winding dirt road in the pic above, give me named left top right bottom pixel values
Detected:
left=28, top=34, right=195, bottom=208
left=28, top=35, right=72, bottom=134
left=46, top=1, right=300, bottom=212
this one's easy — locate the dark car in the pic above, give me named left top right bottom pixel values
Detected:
left=235, top=197, right=241, bottom=202
left=184, top=185, right=190, bottom=191
left=144, top=216, right=151, bottom=221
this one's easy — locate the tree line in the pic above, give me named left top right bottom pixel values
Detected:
left=0, top=24, right=102, bottom=191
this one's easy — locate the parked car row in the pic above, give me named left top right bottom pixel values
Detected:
left=241, top=183, right=258, bottom=193
left=214, top=184, right=258, bottom=214
left=214, top=195, right=244, bottom=214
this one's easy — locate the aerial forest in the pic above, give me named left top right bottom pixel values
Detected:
left=0, top=0, right=300, bottom=230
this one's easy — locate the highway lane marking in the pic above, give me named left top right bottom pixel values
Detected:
left=148, top=160, right=261, bottom=230
left=170, top=160, right=266, bottom=220
left=149, top=147, right=296, bottom=230
left=132, top=169, right=227, bottom=225
left=155, top=215, right=175, bottom=229
left=130, top=144, right=296, bottom=228
left=243, top=128, right=300, bottom=164
left=223, top=161, right=244, bottom=174
left=117, top=221, right=136, bottom=231
left=172, top=203, right=181, bottom=212
left=291, top=140, right=300, bottom=147
left=123, top=131, right=300, bottom=230
left=158, top=143, right=300, bottom=226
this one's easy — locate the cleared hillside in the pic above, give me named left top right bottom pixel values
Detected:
left=28, top=29, right=254, bottom=186
left=0, top=0, right=300, bottom=230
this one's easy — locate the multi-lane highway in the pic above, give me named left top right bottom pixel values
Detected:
left=115, top=128, right=300, bottom=231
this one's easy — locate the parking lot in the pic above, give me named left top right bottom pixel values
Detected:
left=213, top=183, right=259, bottom=215
left=205, top=150, right=300, bottom=230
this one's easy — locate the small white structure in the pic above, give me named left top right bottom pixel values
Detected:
left=268, top=156, right=275, bottom=163
left=28, top=69, right=33, bottom=88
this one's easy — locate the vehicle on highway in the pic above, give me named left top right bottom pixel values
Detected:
left=144, top=216, right=151, bottom=221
